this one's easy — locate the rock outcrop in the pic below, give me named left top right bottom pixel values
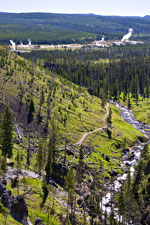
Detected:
left=0, top=179, right=29, bottom=225
left=10, top=195, right=28, bottom=223
left=52, top=163, right=69, bottom=186
left=0, top=183, right=6, bottom=196
left=1, top=190, right=12, bottom=208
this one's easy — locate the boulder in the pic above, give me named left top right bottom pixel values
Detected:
left=105, top=155, right=110, bottom=162
left=66, top=149, right=75, bottom=156
left=1, top=190, right=12, bottom=208
left=14, top=139, right=20, bottom=144
left=122, top=148, right=129, bottom=155
left=101, top=153, right=105, bottom=158
left=52, top=163, right=69, bottom=186
left=53, top=163, right=68, bottom=176
left=10, top=195, right=28, bottom=222
left=34, top=218, right=44, bottom=225
left=7, top=162, right=14, bottom=167
left=109, top=170, right=118, bottom=177
left=0, top=183, right=6, bottom=196
left=77, top=198, right=83, bottom=206
left=138, top=136, right=145, bottom=143
left=2, top=180, right=7, bottom=185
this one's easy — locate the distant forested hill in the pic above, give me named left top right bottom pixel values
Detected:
left=0, top=12, right=150, bottom=44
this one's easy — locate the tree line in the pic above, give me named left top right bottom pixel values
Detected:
left=22, top=46, right=150, bottom=104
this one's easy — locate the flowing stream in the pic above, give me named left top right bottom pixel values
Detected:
left=102, top=101, right=150, bottom=219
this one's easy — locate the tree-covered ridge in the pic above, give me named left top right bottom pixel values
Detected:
left=22, top=45, right=150, bottom=104
left=1, top=12, right=150, bottom=44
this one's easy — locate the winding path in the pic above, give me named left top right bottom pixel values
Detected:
left=76, top=103, right=109, bottom=145
left=5, top=103, right=110, bottom=224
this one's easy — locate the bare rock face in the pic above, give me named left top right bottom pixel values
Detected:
left=10, top=195, right=28, bottom=223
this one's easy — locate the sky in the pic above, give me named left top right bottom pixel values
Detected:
left=1, top=0, right=150, bottom=17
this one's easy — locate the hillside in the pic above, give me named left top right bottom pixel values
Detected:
left=0, top=12, right=150, bottom=44
left=0, top=46, right=146, bottom=224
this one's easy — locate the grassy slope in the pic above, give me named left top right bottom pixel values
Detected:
left=83, top=103, right=143, bottom=175
left=130, top=98, right=150, bottom=125
left=119, top=94, right=150, bottom=125
left=0, top=212, right=21, bottom=225
left=0, top=47, right=145, bottom=224
left=5, top=178, right=61, bottom=225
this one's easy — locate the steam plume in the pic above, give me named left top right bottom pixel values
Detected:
left=101, top=35, right=105, bottom=42
left=28, top=39, right=32, bottom=46
left=121, top=28, right=134, bottom=42
left=9, top=40, right=16, bottom=51
left=20, top=40, right=24, bottom=46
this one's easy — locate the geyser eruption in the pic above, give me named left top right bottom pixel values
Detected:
left=101, top=35, right=105, bottom=42
left=28, top=39, right=32, bottom=46
left=9, top=40, right=16, bottom=51
left=121, top=28, right=134, bottom=42
left=20, top=40, right=24, bottom=46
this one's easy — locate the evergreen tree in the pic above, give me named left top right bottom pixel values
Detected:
left=132, top=160, right=144, bottom=200
left=141, top=144, right=149, bottom=161
left=16, top=151, right=22, bottom=195
left=1, top=105, right=13, bottom=158
left=106, top=107, right=112, bottom=128
left=117, top=185, right=125, bottom=224
left=77, top=145, right=84, bottom=185
left=37, top=139, right=44, bottom=175
left=127, top=94, right=131, bottom=109
left=27, top=98, right=35, bottom=124
left=41, top=178, right=49, bottom=207
left=0, top=113, right=2, bottom=147
left=65, top=167, right=76, bottom=222
left=27, top=134, right=31, bottom=169
left=50, top=117, right=58, bottom=165
left=45, top=136, right=53, bottom=181
left=1, top=155, right=7, bottom=178
left=26, top=98, right=35, bottom=168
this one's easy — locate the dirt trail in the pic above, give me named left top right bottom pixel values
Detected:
left=76, top=103, right=109, bottom=146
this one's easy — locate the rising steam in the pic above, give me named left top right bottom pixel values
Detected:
left=28, top=39, right=32, bottom=46
left=9, top=40, right=16, bottom=51
left=20, top=40, right=24, bottom=46
left=121, top=28, right=134, bottom=42
left=101, top=35, right=105, bottom=42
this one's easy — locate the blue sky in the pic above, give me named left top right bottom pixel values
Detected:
left=1, top=0, right=150, bottom=16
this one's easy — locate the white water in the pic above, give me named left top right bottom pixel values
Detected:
left=101, top=101, right=150, bottom=220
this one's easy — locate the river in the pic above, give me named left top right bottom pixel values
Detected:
left=102, top=101, right=150, bottom=221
